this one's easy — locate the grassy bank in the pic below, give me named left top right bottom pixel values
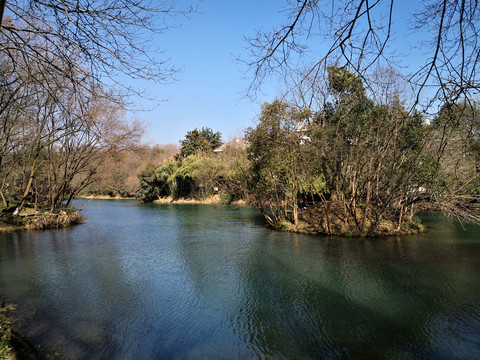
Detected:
left=77, top=195, right=136, bottom=200
left=289, top=204, right=425, bottom=237
left=80, top=194, right=247, bottom=205
left=153, top=194, right=246, bottom=205
left=0, top=208, right=84, bottom=233
left=0, top=303, right=14, bottom=360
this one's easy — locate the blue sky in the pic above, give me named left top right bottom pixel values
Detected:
left=131, top=0, right=285, bottom=145
left=131, top=0, right=425, bottom=145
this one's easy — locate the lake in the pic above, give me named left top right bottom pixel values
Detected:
left=1, top=200, right=480, bottom=359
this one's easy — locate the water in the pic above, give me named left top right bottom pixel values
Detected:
left=1, top=200, right=480, bottom=359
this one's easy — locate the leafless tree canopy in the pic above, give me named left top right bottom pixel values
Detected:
left=244, top=0, right=480, bottom=111
left=0, top=1, right=194, bottom=215
left=0, top=0, right=195, bottom=95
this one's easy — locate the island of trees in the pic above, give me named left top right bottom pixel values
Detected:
left=132, top=67, right=480, bottom=236
left=1, top=1, right=479, bottom=236
left=1, top=63, right=479, bottom=235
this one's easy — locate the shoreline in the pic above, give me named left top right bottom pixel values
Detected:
left=0, top=209, right=84, bottom=233
left=78, top=194, right=247, bottom=206
left=153, top=195, right=247, bottom=206
left=1, top=197, right=246, bottom=233
left=77, top=195, right=137, bottom=200
left=76, top=196, right=422, bottom=236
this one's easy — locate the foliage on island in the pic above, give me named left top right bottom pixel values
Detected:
left=137, top=67, right=480, bottom=236
left=244, top=68, right=479, bottom=235
left=178, top=127, right=222, bottom=159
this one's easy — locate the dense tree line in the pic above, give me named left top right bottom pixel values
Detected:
left=136, top=129, right=246, bottom=203
left=138, top=67, right=479, bottom=236
left=243, top=68, right=480, bottom=235
left=81, top=144, right=178, bottom=198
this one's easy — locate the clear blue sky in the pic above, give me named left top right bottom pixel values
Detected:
left=131, top=0, right=424, bottom=146
left=130, top=0, right=284, bottom=145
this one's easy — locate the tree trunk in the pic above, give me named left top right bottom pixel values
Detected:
left=293, top=194, right=298, bottom=227
left=0, top=189, right=7, bottom=208
left=396, top=200, right=405, bottom=232
left=16, top=167, right=35, bottom=214
left=0, top=180, right=7, bottom=208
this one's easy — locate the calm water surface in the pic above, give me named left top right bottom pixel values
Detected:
left=1, top=200, right=480, bottom=359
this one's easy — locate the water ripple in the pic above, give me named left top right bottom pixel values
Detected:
left=1, top=201, right=480, bottom=359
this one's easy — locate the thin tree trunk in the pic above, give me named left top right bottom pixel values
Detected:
left=396, top=198, right=405, bottom=231
left=16, top=165, right=35, bottom=214
left=293, top=192, right=298, bottom=226
left=0, top=179, right=8, bottom=207
left=0, top=189, right=7, bottom=208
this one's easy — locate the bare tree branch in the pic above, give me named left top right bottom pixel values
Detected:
left=244, top=0, right=480, bottom=113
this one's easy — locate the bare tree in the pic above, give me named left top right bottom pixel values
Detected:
left=0, top=0, right=195, bottom=99
left=0, top=49, right=143, bottom=215
left=0, top=1, right=195, bottom=218
left=0, top=56, right=26, bottom=207
left=47, top=93, right=143, bottom=209
left=244, top=0, right=480, bottom=113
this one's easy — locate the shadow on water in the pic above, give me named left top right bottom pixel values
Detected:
left=0, top=230, right=132, bottom=358
left=1, top=201, right=480, bottom=359
left=232, top=231, right=480, bottom=359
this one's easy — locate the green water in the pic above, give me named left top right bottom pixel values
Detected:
left=1, top=200, right=480, bottom=359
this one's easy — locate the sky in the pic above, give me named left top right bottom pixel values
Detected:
left=129, top=0, right=284, bottom=145
left=129, top=0, right=424, bottom=146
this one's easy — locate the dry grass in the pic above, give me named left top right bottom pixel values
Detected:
left=24, top=211, right=84, bottom=230
left=297, top=202, right=424, bottom=237
left=0, top=223, right=22, bottom=233
left=154, top=195, right=222, bottom=204
left=1, top=208, right=85, bottom=232
left=78, top=195, right=136, bottom=200
left=153, top=195, right=247, bottom=205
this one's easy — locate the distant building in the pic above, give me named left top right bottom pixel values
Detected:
left=296, top=120, right=312, bottom=144
left=213, top=138, right=247, bottom=154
